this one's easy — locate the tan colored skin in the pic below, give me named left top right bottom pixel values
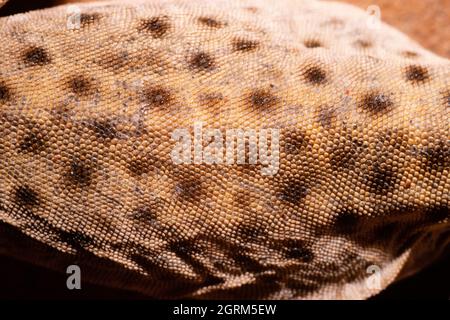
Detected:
left=0, top=0, right=448, bottom=299
left=53, top=0, right=450, bottom=59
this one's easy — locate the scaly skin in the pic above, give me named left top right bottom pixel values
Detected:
left=0, top=0, right=448, bottom=299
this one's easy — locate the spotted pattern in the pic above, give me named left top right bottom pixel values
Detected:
left=79, top=13, right=101, bottom=27
left=67, top=75, right=95, bottom=96
left=66, top=160, right=93, bottom=187
left=18, top=131, right=46, bottom=154
left=354, top=39, right=372, bottom=48
left=249, top=89, right=278, bottom=109
left=189, top=52, right=216, bottom=71
left=23, top=46, right=51, bottom=66
left=304, top=40, right=322, bottom=48
left=404, top=65, right=430, bottom=83
left=0, top=0, right=449, bottom=301
left=233, top=39, right=260, bottom=52
left=143, top=86, right=173, bottom=109
left=175, top=178, right=203, bottom=202
left=198, top=17, right=225, bottom=28
left=302, top=66, right=327, bottom=85
left=0, top=81, right=11, bottom=102
left=359, top=92, right=393, bottom=114
left=59, top=230, right=95, bottom=251
left=366, top=164, right=397, bottom=194
left=282, top=240, right=314, bottom=262
left=131, top=206, right=158, bottom=223
left=14, top=185, right=39, bottom=207
left=422, top=141, right=450, bottom=171
left=139, top=16, right=171, bottom=38
left=89, top=120, right=118, bottom=140
left=278, top=180, right=309, bottom=204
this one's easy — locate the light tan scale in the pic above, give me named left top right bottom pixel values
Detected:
left=0, top=0, right=449, bottom=299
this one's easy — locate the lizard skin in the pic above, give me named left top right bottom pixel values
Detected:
left=0, top=0, right=449, bottom=299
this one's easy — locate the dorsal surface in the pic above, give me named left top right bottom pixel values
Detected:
left=0, top=0, right=448, bottom=299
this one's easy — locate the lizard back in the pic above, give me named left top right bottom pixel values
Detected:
left=0, top=0, right=449, bottom=299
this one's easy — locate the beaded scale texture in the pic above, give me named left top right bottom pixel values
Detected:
left=0, top=0, right=449, bottom=299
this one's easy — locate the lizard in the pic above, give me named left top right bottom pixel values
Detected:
left=0, top=0, right=448, bottom=299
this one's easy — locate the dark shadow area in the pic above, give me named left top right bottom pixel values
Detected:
left=371, top=252, right=450, bottom=300
left=0, top=254, right=149, bottom=299
left=0, top=0, right=59, bottom=17
left=0, top=252, right=448, bottom=299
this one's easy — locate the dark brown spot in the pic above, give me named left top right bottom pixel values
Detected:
left=330, top=147, right=355, bottom=169
left=79, top=13, right=101, bottom=27
left=359, top=92, right=393, bottom=114
left=225, top=250, right=264, bottom=274
left=139, top=16, right=170, bottom=39
left=282, top=240, right=314, bottom=262
left=405, top=65, right=429, bottom=83
left=169, top=239, right=200, bottom=256
left=237, top=223, right=266, bottom=242
left=131, top=206, right=158, bottom=223
left=89, top=120, right=117, bottom=140
left=18, top=131, right=46, bottom=153
left=303, top=66, right=327, bottom=85
left=249, top=89, right=278, bottom=109
left=279, top=180, right=308, bottom=204
left=188, top=52, right=215, bottom=72
left=0, top=81, right=11, bottom=102
left=143, top=86, right=173, bottom=108
left=232, top=38, right=260, bottom=52
left=68, top=75, right=94, bottom=96
left=67, top=160, right=92, bottom=187
left=304, top=40, right=322, bottom=48
left=366, top=164, right=396, bottom=194
left=354, top=39, right=372, bottom=48
left=175, top=179, right=202, bottom=201
left=14, top=185, right=39, bottom=207
left=317, top=106, right=335, bottom=128
left=198, top=17, right=225, bottom=28
left=59, top=230, right=94, bottom=250
left=422, top=141, right=450, bottom=171
left=23, top=46, right=51, bottom=66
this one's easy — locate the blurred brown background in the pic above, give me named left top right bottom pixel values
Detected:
left=342, top=0, right=450, bottom=58
left=0, top=0, right=449, bottom=300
